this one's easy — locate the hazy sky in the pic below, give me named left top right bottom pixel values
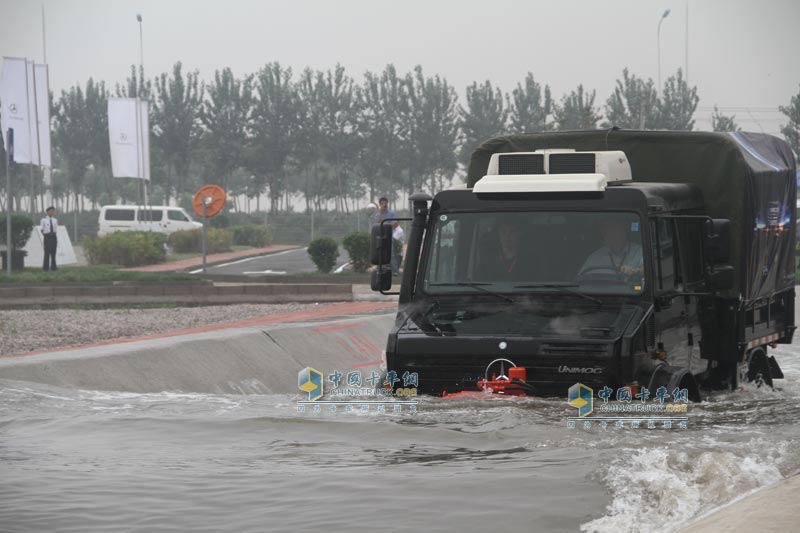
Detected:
left=1, top=0, right=798, bottom=134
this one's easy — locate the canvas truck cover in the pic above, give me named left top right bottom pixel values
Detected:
left=466, top=130, right=797, bottom=302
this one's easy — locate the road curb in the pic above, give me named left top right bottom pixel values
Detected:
left=0, top=281, right=356, bottom=308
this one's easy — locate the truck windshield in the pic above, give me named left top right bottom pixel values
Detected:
left=422, top=211, right=645, bottom=296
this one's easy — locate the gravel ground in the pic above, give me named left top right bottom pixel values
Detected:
left=0, top=303, right=317, bottom=356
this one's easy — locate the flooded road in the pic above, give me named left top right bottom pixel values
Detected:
left=1, top=345, right=799, bottom=532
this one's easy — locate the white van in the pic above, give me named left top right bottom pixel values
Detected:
left=97, top=205, right=202, bottom=237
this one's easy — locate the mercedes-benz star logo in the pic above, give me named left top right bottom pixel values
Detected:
left=9, top=103, right=17, bottom=114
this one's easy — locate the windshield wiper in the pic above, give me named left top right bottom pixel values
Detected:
left=429, top=282, right=514, bottom=303
left=514, top=283, right=603, bottom=306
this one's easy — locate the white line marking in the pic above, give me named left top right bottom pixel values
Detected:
left=212, top=247, right=307, bottom=269
left=242, top=269, right=288, bottom=275
left=334, top=261, right=351, bottom=273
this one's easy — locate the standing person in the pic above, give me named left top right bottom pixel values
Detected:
left=373, top=197, right=396, bottom=225
left=391, top=221, right=406, bottom=276
left=40, top=206, right=59, bottom=271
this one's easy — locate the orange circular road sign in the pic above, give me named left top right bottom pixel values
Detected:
left=192, top=185, right=227, bottom=218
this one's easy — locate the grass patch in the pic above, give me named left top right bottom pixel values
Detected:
left=0, top=265, right=196, bottom=284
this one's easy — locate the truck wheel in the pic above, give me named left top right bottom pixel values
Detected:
left=666, top=369, right=702, bottom=402
left=745, top=346, right=773, bottom=388
left=644, top=364, right=702, bottom=402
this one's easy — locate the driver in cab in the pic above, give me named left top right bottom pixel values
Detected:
left=580, top=218, right=643, bottom=278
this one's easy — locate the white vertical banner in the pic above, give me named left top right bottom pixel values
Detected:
left=33, top=63, right=51, bottom=167
left=25, top=60, right=41, bottom=166
left=108, top=97, right=148, bottom=179
left=0, top=57, right=33, bottom=164
left=137, top=98, right=150, bottom=181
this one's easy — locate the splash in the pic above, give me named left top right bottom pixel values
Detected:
left=580, top=442, right=785, bottom=533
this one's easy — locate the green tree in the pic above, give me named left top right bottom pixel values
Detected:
left=711, top=105, right=740, bottom=132
left=779, top=84, right=800, bottom=163
left=116, top=65, right=151, bottom=99
left=53, top=79, right=110, bottom=213
left=553, top=84, right=601, bottom=130
left=295, top=67, right=326, bottom=211
left=152, top=62, right=204, bottom=202
left=249, top=62, right=299, bottom=212
left=318, top=65, right=362, bottom=211
left=656, top=69, right=699, bottom=130
left=459, top=80, right=508, bottom=168
left=508, top=72, right=551, bottom=134
left=359, top=64, right=409, bottom=200
left=603, top=68, right=658, bottom=129
left=405, top=66, right=459, bottom=193
left=200, top=68, right=253, bottom=195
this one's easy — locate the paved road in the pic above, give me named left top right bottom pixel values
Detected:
left=201, top=246, right=351, bottom=275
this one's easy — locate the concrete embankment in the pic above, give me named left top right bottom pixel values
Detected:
left=677, top=474, right=800, bottom=532
left=0, top=301, right=396, bottom=394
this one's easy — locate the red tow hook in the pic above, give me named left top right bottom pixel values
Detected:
left=441, top=364, right=534, bottom=398
left=475, top=366, right=529, bottom=396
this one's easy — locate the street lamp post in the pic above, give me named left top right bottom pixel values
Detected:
left=136, top=14, right=143, bottom=72
left=657, top=8, right=671, bottom=94
left=135, top=14, right=149, bottom=216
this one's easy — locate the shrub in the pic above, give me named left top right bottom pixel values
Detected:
left=168, top=228, right=232, bottom=254
left=84, top=231, right=167, bottom=267
left=342, top=231, right=370, bottom=273
left=307, top=236, right=339, bottom=273
left=231, top=224, right=273, bottom=247
left=0, top=213, right=34, bottom=250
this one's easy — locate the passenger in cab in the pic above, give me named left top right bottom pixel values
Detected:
left=476, top=220, right=529, bottom=281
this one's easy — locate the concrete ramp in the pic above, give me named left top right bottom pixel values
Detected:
left=0, top=312, right=395, bottom=394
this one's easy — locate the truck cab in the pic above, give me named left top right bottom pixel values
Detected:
left=371, top=131, right=796, bottom=399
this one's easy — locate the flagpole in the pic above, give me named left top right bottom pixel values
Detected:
left=6, top=128, right=13, bottom=275
left=31, top=62, right=43, bottom=218
left=42, top=4, right=53, bottom=208
left=23, top=59, right=36, bottom=221
left=135, top=14, right=150, bottom=223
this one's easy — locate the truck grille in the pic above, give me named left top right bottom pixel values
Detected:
left=391, top=345, right=611, bottom=398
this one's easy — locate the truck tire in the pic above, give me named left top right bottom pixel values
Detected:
left=642, top=363, right=702, bottom=402
left=745, top=346, right=773, bottom=388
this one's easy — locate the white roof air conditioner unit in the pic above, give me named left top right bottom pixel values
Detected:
left=474, top=150, right=632, bottom=194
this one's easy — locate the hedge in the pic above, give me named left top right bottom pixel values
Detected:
left=84, top=231, right=167, bottom=267
left=168, top=228, right=233, bottom=254
left=231, top=224, right=273, bottom=247
left=0, top=213, right=34, bottom=250
left=307, top=236, right=339, bottom=273
left=342, top=231, right=370, bottom=273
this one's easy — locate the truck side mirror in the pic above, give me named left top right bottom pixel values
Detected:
left=709, top=264, right=735, bottom=291
left=370, top=223, right=393, bottom=266
left=371, top=267, right=392, bottom=291
left=704, top=218, right=731, bottom=264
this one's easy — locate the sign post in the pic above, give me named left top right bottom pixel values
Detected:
left=201, top=197, right=208, bottom=274
left=192, top=184, right=227, bottom=276
left=5, top=128, right=14, bottom=275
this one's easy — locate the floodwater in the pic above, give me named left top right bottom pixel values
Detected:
left=1, top=346, right=799, bottom=532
